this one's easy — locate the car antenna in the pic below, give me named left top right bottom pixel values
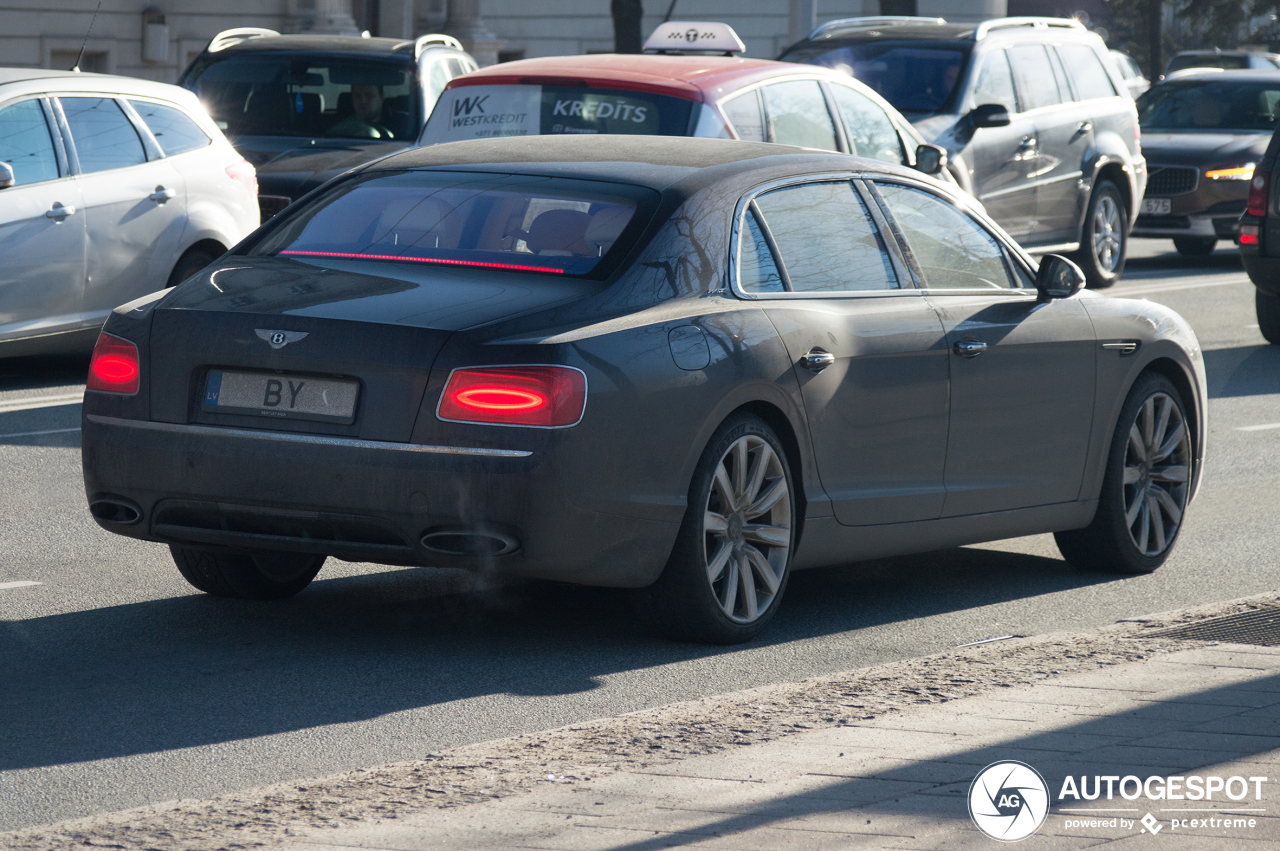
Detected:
left=662, top=0, right=679, bottom=23
left=70, top=0, right=104, bottom=72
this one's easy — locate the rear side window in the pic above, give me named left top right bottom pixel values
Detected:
left=874, top=182, right=1014, bottom=289
left=751, top=181, right=897, bottom=293
left=738, top=210, right=785, bottom=293
left=1057, top=45, right=1117, bottom=100
left=254, top=171, right=655, bottom=278
left=972, top=50, right=1018, bottom=113
left=1008, top=45, right=1062, bottom=111
left=0, top=99, right=60, bottom=185
left=761, top=81, right=838, bottom=151
left=60, top=97, right=147, bottom=173
left=721, top=90, right=765, bottom=142
left=129, top=100, right=210, bottom=156
left=828, top=83, right=903, bottom=164
left=421, top=85, right=694, bottom=144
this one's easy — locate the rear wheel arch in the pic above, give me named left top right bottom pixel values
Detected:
left=167, top=239, right=227, bottom=287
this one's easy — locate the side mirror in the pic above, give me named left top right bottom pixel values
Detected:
left=1035, top=254, right=1086, bottom=300
left=969, top=103, right=1011, bottom=129
left=0, top=162, right=13, bottom=190
left=914, top=144, right=947, bottom=175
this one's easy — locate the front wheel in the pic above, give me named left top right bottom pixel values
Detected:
left=171, top=546, right=325, bottom=599
left=1257, top=290, right=1280, bottom=345
left=1055, top=372, right=1192, bottom=574
left=1072, top=180, right=1127, bottom=289
left=634, top=413, right=795, bottom=644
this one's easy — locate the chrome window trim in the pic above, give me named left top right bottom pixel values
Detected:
left=434, top=363, right=588, bottom=429
left=86, top=414, right=533, bottom=457
left=727, top=172, right=923, bottom=301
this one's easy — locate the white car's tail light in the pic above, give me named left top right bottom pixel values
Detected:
left=226, top=158, right=258, bottom=196
left=438, top=366, right=586, bottom=427
left=87, top=333, right=140, bottom=394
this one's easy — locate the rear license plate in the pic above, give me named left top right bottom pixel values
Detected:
left=203, top=370, right=359, bottom=424
left=1142, top=198, right=1172, bottom=215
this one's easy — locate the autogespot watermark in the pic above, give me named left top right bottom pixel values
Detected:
left=968, top=762, right=1269, bottom=841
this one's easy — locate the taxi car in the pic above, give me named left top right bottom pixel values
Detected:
left=418, top=22, right=952, bottom=182
left=81, top=136, right=1204, bottom=644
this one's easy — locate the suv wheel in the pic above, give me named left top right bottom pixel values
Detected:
left=1173, top=237, right=1216, bottom=257
left=1258, top=290, right=1280, bottom=345
left=1073, top=180, right=1127, bottom=289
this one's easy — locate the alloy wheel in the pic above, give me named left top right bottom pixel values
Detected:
left=703, top=434, right=791, bottom=624
left=1123, top=392, right=1191, bottom=557
left=1091, top=195, right=1123, bottom=273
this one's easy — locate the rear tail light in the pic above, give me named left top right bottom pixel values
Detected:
left=438, top=366, right=586, bottom=427
left=87, top=333, right=140, bottom=394
left=1241, top=223, right=1260, bottom=245
left=1247, top=169, right=1270, bottom=218
left=225, top=159, right=258, bottom=196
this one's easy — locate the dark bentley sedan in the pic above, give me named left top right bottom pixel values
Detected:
left=81, top=137, right=1206, bottom=644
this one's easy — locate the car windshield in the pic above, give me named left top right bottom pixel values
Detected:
left=419, top=84, right=695, bottom=144
left=779, top=41, right=969, bottom=115
left=1138, top=80, right=1280, bottom=132
left=185, top=54, right=419, bottom=140
left=253, top=171, right=650, bottom=278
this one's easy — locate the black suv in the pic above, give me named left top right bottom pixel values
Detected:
left=179, top=28, right=477, bottom=220
left=781, top=16, right=1145, bottom=288
left=1236, top=122, right=1280, bottom=343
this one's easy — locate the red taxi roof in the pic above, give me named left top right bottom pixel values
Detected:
left=447, top=54, right=812, bottom=103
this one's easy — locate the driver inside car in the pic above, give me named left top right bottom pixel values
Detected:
left=327, top=84, right=394, bottom=139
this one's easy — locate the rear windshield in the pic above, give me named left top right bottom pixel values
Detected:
left=1138, top=81, right=1280, bottom=132
left=779, top=41, right=970, bottom=116
left=419, top=84, right=694, bottom=144
left=253, top=171, right=652, bottom=278
left=184, top=54, right=419, bottom=140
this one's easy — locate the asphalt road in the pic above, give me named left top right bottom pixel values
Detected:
left=1, top=240, right=1277, bottom=832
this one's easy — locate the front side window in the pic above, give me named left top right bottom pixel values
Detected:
left=128, top=100, right=210, bottom=156
left=761, top=81, right=838, bottom=151
left=780, top=41, right=970, bottom=117
left=420, top=84, right=694, bottom=144
left=828, top=83, right=903, bottom=164
left=1137, top=81, right=1280, bottom=132
left=186, top=55, right=419, bottom=140
left=60, top=97, right=147, bottom=173
left=254, top=171, right=654, bottom=278
left=0, top=99, right=60, bottom=185
left=721, top=90, right=764, bottom=142
left=1057, top=44, right=1117, bottom=101
left=750, top=181, right=897, bottom=293
left=972, top=50, right=1018, bottom=113
left=1008, top=45, right=1062, bottom=111
left=874, top=182, right=1015, bottom=289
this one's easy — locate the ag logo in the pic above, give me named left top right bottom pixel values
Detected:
left=968, top=761, right=1049, bottom=841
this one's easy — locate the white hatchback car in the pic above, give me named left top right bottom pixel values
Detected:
left=0, top=69, right=259, bottom=356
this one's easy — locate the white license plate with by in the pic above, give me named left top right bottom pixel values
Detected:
left=203, top=370, right=359, bottom=424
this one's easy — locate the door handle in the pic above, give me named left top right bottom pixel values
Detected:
left=1075, top=121, right=1093, bottom=136
left=149, top=186, right=175, bottom=203
left=800, top=349, right=835, bottom=372
left=953, top=339, right=988, bottom=359
left=1014, top=136, right=1037, bottom=161
left=45, top=203, right=75, bottom=220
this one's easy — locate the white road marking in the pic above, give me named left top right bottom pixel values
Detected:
left=1236, top=422, right=1280, bottom=432
left=1115, top=277, right=1249, bottom=297
left=0, top=391, right=84, bottom=413
left=0, top=581, right=41, bottom=590
left=1246, top=324, right=1261, bottom=329
left=0, top=427, right=81, bottom=438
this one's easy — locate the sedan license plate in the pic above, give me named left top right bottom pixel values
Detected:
left=203, top=370, right=358, bottom=424
left=1142, top=198, right=1172, bottom=215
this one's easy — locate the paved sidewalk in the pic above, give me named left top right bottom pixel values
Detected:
left=282, top=645, right=1280, bottom=850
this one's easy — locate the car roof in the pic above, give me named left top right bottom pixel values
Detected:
left=1172, top=49, right=1278, bottom=57
left=1157, top=68, right=1280, bottom=83
left=373, top=135, right=905, bottom=193
left=206, top=34, right=420, bottom=57
left=447, top=54, right=848, bottom=102
left=802, top=22, right=976, bottom=41
left=0, top=68, right=205, bottom=101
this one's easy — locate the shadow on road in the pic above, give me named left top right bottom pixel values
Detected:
left=0, top=547, right=1120, bottom=772
left=1123, top=247, right=1244, bottom=281
left=1203, top=345, right=1280, bottom=398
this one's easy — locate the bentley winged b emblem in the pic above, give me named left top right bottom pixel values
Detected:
left=255, top=329, right=309, bottom=350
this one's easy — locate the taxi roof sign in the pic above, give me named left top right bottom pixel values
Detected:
left=642, top=22, right=747, bottom=55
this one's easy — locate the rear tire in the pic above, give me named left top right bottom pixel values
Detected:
left=171, top=546, right=324, bottom=600
left=1257, top=290, right=1280, bottom=345
left=634, top=413, right=795, bottom=644
left=166, top=245, right=220, bottom=288
left=1072, top=180, right=1127, bottom=289
left=1054, top=372, right=1192, bottom=574
left=1173, top=237, right=1216, bottom=257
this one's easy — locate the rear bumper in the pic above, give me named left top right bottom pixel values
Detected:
left=81, top=414, right=678, bottom=588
